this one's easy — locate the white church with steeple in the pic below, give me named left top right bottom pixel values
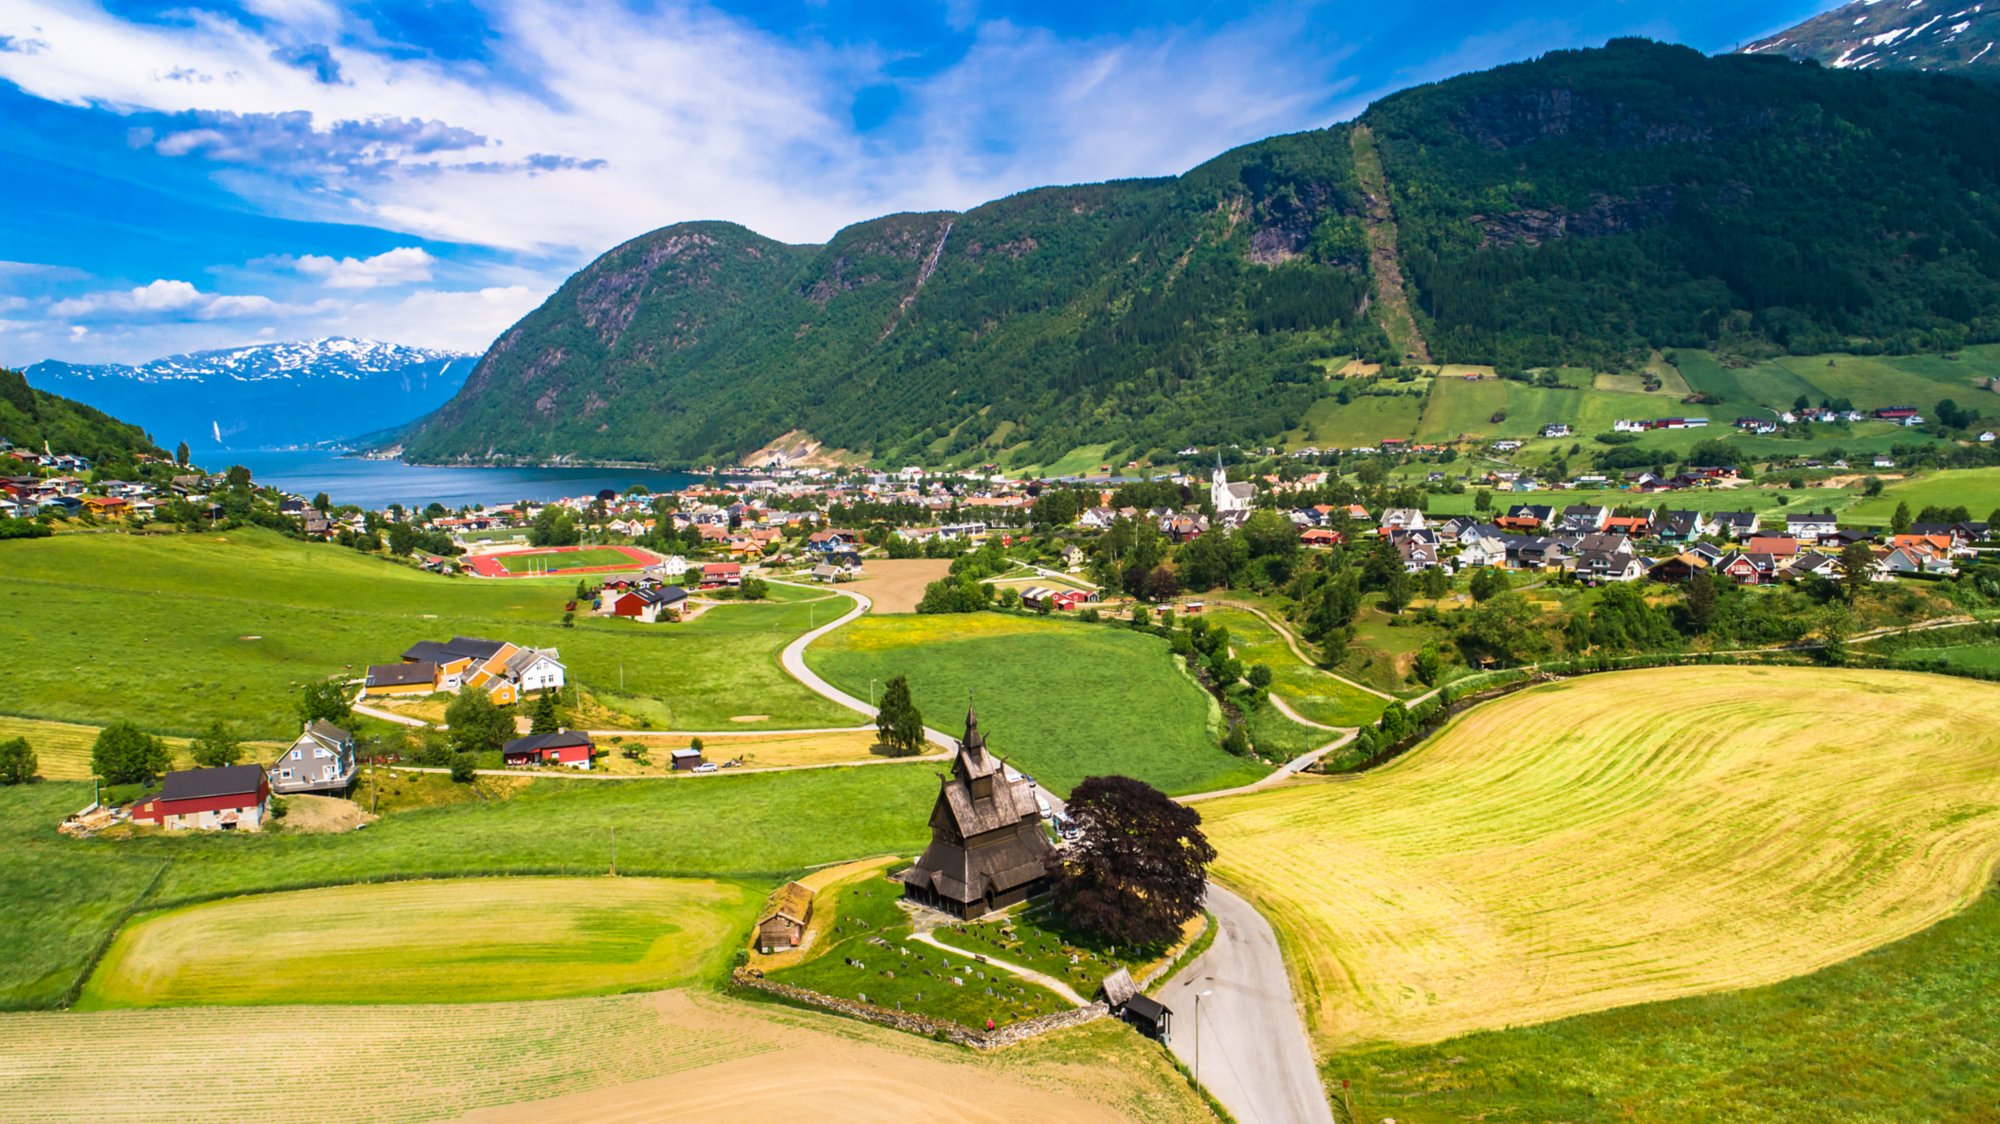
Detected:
left=1211, top=454, right=1255, bottom=524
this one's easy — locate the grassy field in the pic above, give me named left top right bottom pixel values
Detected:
left=1300, top=393, right=1423, bottom=446
left=81, top=877, right=750, bottom=1008
left=1672, top=347, right=2000, bottom=414
left=591, top=729, right=885, bottom=773
left=1333, top=885, right=2000, bottom=1122
left=0, top=531, right=855, bottom=737
left=1843, top=466, right=2000, bottom=523
left=1201, top=666, right=2000, bottom=1049
left=0, top=765, right=935, bottom=1009
left=0, top=989, right=1213, bottom=1123
left=1202, top=607, right=1385, bottom=727
left=806, top=612, right=1268, bottom=796
left=490, top=546, right=644, bottom=574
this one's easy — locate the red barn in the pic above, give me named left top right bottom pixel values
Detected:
left=129, top=765, right=270, bottom=832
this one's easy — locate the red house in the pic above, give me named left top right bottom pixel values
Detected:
left=700, top=562, right=742, bottom=589
left=501, top=731, right=594, bottom=769
left=129, top=764, right=271, bottom=831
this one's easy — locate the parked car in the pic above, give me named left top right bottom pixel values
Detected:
left=693, top=762, right=719, bottom=774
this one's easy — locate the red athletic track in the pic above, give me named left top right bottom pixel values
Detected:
left=464, top=543, right=659, bottom=578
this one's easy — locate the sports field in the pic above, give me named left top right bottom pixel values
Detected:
left=806, top=612, right=1268, bottom=795
left=0, top=531, right=853, bottom=736
left=81, top=877, right=749, bottom=1008
left=471, top=544, right=656, bottom=577
left=0, top=990, right=1211, bottom=1123
left=1201, top=666, right=2000, bottom=1048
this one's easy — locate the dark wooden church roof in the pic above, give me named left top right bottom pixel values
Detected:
left=897, top=706, right=1053, bottom=908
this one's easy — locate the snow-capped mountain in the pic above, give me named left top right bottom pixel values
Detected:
left=1743, top=1, right=1999, bottom=74
left=25, top=339, right=476, bottom=450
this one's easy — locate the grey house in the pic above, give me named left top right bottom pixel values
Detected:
left=270, top=720, right=358, bottom=794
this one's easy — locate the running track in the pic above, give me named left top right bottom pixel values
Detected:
left=464, top=543, right=659, bottom=578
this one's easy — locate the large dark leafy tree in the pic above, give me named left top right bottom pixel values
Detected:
left=446, top=690, right=515, bottom=756
left=1050, top=775, right=1217, bottom=948
left=875, top=675, right=926, bottom=757
left=0, top=736, right=36, bottom=785
left=298, top=679, right=352, bottom=727
left=91, top=721, right=171, bottom=786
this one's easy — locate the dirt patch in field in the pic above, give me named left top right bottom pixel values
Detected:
left=844, top=559, right=951, bottom=614
left=728, top=714, right=769, bottom=724
left=277, top=795, right=374, bottom=834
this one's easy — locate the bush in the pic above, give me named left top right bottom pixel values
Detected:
left=448, top=753, right=479, bottom=783
left=0, top=737, right=36, bottom=784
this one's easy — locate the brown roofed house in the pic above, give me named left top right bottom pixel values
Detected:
left=756, top=881, right=815, bottom=952
left=895, top=707, right=1053, bottom=919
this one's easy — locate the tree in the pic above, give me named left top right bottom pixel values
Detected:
left=174, top=440, right=190, bottom=467
left=189, top=721, right=243, bottom=767
left=448, top=752, right=479, bottom=783
left=1413, top=643, right=1444, bottom=687
left=312, top=492, right=332, bottom=512
left=1840, top=541, right=1876, bottom=604
left=1467, top=566, right=1506, bottom=603
left=1892, top=501, right=1913, bottom=535
left=1381, top=567, right=1412, bottom=614
left=1247, top=663, right=1274, bottom=690
left=91, top=720, right=171, bottom=785
left=0, top=737, right=36, bottom=784
left=1179, top=529, right=1246, bottom=591
left=224, top=464, right=253, bottom=491
left=528, top=691, right=564, bottom=735
left=875, top=675, right=926, bottom=757
left=740, top=576, right=770, bottom=600
left=529, top=505, right=581, bottom=547
left=1863, top=476, right=1885, bottom=497
left=1473, top=488, right=1492, bottom=513
left=1221, top=723, right=1251, bottom=756
left=1684, top=568, right=1717, bottom=635
left=1049, top=775, right=1217, bottom=947
left=298, top=678, right=352, bottom=726
left=445, top=690, right=514, bottom=756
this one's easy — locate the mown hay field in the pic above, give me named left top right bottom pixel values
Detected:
left=1201, top=666, right=2000, bottom=1049
left=79, top=877, right=750, bottom=1008
left=0, top=989, right=1215, bottom=1123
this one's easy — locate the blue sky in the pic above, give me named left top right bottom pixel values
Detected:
left=0, top=0, right=1832, bottom=366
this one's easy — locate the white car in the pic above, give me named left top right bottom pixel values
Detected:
left=1036, top=795, right=1052, bottom=819
left=693, top=762, right=719, bottom=774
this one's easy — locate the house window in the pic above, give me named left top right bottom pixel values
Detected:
left=289, top=749, right=301, bottom=761
left=280, top=768, right=293, bottom=780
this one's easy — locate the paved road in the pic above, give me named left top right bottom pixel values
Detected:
left=1157, top=883, right=1335, bottom=1124
left=770, top=580, right=958, bottom=751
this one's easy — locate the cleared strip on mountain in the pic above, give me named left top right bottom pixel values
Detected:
left=79, top=877, right=750, bottom=1008
left=0, top=991, right=1210, bottom=1124
left=1201, top=666, right=2000, bottom=1049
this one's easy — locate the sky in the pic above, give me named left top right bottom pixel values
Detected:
left=0, top=0, right=1833, bottom=367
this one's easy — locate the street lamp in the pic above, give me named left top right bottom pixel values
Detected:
left=1195, top=988, right=1213, bottom=1085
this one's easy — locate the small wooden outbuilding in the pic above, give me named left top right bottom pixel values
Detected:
left=756, top=881, right=814, bottom=951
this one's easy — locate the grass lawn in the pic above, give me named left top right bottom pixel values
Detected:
left=1336, top=608, right=1446, bottom=697
left=0, top=765, right=935, bottom=1009
left=1201, top=666, right=2000, bottom=1050
left=0, top=530, right=855, bottom=738
left=1333, top=885, right=2000, bottom=1122
left=943, top=897, right=1171, bottom=996
left=768, top=870, right=1072, bottom=1028
left=806, top=612, right=1269, bottom=796
left=1843, top=466, right=2000, bottom=524
left=591, top=730, right=885, bottom=773
left=1300, top=393, right=1424, bottom=446
left=0, top=716, right=203, bottom=780
left=491, top=546, right=644, bottom=574
left=1202, top=608, right=1385, bottom=727
left=80, top=876, right=750, bottom=1008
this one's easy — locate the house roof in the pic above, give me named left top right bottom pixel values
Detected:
left=757, top=881, right=814, bottom=927
left=1100, top=967, right=1137, bottom=1008
left=502, top=730, right=593, bottom=754
left=299, top=720, right=351, bottom=751
left=366, top=661, right=437, bottom=687
left=160, top=764, right=266, bottom=802
left=403, top=637, right=504, bottom=664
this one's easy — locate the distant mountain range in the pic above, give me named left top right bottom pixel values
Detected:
left=405, top=39, right=2000, bottom=471
left=1743, top=1, right=2000, bottom=75
left=26, top=339, right=475, bottom=451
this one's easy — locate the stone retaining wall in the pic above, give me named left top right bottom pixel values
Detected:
left=731, top=969, right=1106, bottom=1049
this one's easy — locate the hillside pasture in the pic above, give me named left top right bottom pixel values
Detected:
left=80, top=877, right=749, bottom=1008
left=0, top=990, right=1212, bottom=1123
left=1201, top=667, right=2000, bottom=1049
left=1842, top=465, right=2000, bottom=523
left=806, top=612, right=1267, bottom=795
left=1300, top=392, right=1424, bottom=446
left=1201, top=607, right=1385, bottom=727
left=0, top=531, right=854, bottom=737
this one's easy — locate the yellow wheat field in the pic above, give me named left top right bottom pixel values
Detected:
left=1201, top=666, right=2000, bottom=1049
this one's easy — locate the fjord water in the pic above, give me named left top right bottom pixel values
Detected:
left=225, top=449, right=704, bottom=510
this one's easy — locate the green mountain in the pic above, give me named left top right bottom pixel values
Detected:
left=1742, top=2, right=2000, bottom=76
left=0, top=367, right=164, bottom=464
left=407, top=39, right=2000, bottom=470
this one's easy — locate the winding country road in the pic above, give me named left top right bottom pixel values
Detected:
left=1157, top=884, right=1336, bottom=1124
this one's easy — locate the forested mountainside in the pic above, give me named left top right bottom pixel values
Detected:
left=0, top=367, right=163, bottom=463
left=1743, top=1, right=2000, bottom=75
left=407, top=39, right=2000, bottom=470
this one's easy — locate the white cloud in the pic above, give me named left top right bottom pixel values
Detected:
left=48, top=278, right=301, bottom=321
left=277, top=246, right=436, bottom=289
left=364, top=286, right=542, bottom=353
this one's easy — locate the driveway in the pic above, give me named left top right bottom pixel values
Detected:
left=1156, top=883, right=1334, bottom=1124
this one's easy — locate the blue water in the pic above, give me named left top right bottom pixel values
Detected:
left=224, top=450, right=705, bottom=510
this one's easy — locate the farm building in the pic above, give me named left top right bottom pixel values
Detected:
left=1019, top=586, right=1098, bottom=611
left=397, top=636, right=567, bottom=705
left=670, top=747, right=704, bottom=771
left=130, top=764, right=270, bottom=832
left=270, top=720, right=357, bottom=794
left=608, top=585, right=688, bottom=623
left=896, top=707, right=1054, bottom=919
left=500, top=730, right=594, bottom=769
left=363, top=661, right=440, bottom=696
left=756, top=881, right=815, bottom=951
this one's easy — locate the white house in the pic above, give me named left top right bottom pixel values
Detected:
left=504, top=648, right=567, bottom=694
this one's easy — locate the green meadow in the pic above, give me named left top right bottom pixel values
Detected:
left=1332, top=885, right=2000, bottom=1122
left=0, top=764, right=934, bottom=1010
left=0, top=530, right=856, bottom=737
left=1843, top=466, right=2000, bottom=523
left=1201, top=607, right=1386, bottom=727
left=806, top=612, right=1269, bottom=796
